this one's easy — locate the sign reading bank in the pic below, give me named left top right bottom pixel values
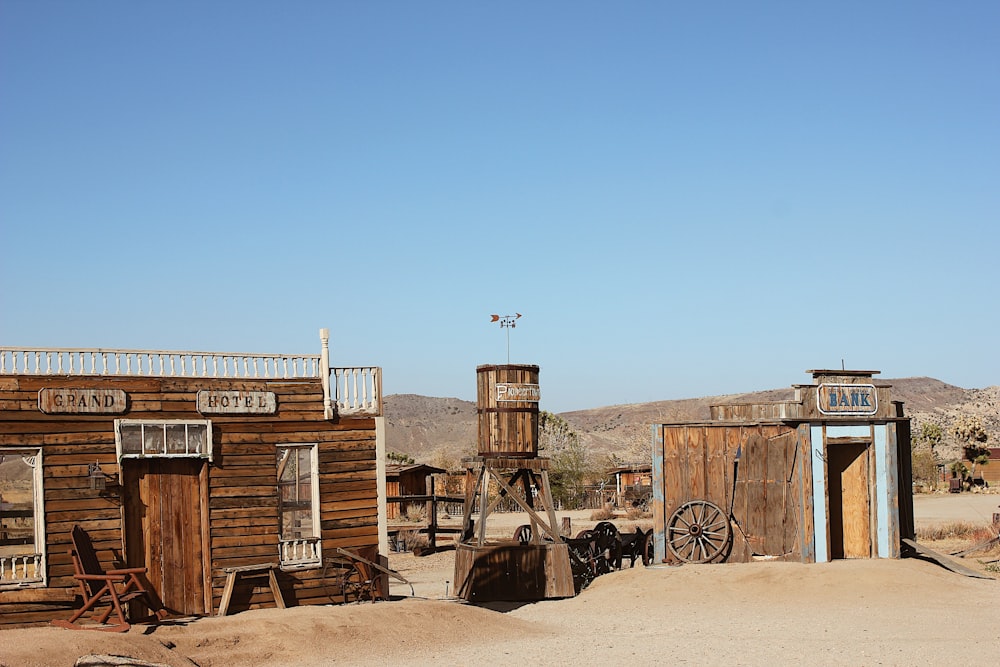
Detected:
left=816, top=383, right=877, bottom=416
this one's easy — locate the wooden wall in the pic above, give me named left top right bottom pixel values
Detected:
left=653, top=423, right=809, bottom=564
left=0, top=374, right=379, bottom=628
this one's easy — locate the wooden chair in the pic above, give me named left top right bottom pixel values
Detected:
left=52, top=525, right=165, bottom=632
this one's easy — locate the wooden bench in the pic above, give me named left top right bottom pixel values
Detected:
left=217, top=564, right=286, bottom=616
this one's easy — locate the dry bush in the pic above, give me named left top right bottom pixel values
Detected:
left=404, top=504, right=427, bottom=523
left=625, top=506, right=652, bottom=521
left=619, top=521, right=654, bottom=534
left=917, top=521, right=995, bottom=542
left=395, top=529, right=428, bottom=552
left=589, top=507, right=615, bottom=521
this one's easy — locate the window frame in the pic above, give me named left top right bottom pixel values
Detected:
left=276, top=443, right=322, bottom=570
left=0, top=447, right=47, bottom=589
left=114, top=419, right=213, bottom=461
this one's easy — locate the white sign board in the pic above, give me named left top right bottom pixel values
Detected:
left=496, top=383, right=540, bottom=402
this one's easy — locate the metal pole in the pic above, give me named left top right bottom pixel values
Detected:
left=506, top=326, right=511, bottom=364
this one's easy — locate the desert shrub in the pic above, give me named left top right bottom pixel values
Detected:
left=916, top=521, right=993, bottom=541
left=394, top=529, right=428, bottom=552
left=625, top=506, right=652, bottom=521
left=589, top=507, right=615, bottom=521
left=620, top=521, right=653, bottom=534
left=910, top=443, right=939, bottom=492
left=404, top=504, right=427, bottom=522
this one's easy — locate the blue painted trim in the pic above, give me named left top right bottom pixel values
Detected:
left=651, top=424, right=665, bottom=563
left=874, top=425, right=890, bottom=558
left=825, top=424, right=871, bottom=438
left=811, top=426, right=828, bottom=563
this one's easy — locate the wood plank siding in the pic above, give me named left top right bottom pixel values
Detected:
left=653, top=423, right=806, bottom=564
left=653, top=370, right=912, bottom=567
left=0, top=373, right=381, bottom=628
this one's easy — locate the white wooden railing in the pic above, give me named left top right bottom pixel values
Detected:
left=0, top=336, right=382, bottom=417
left=0, top=347, right=321, bottom=379
left=332, top=366, right=381, bottom=416
left=0, top=553, right=44, bottom=586
left=279, top=538, right=321, bottom=568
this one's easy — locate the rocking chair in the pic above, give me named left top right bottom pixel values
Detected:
left=52, top=525, right=166, bottom=632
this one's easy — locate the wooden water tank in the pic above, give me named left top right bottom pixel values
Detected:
left=476, top=364, right=540, bottom=458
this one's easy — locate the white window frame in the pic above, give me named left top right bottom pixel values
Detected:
left=0, top=447, right=47, bottom=589
left=114, top=419, right=213, bottom=461
left=276, top=443, right=322, bottom=570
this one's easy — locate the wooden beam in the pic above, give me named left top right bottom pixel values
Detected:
left=901, top=538, right=995, bottom=580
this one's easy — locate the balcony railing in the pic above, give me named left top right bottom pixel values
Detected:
left=279, top=537, right=321, bottom=569
left=1, top=331, right=382, bottom=417
left=332, top=366, right=381, bottom=416
left=0, top=553, right=44, bottom=587
left=0, top=347, right=321, bottom=379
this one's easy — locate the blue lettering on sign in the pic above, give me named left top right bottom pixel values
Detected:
left=819, top=384, right=876, bottom=414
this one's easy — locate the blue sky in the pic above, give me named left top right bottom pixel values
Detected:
left=1, top=1, right=997, bottom=412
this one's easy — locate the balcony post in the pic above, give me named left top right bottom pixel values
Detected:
left=319, top=329, right=333, bottom=420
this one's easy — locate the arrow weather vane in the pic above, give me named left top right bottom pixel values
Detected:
left=490, top=313, right=522, bottom=364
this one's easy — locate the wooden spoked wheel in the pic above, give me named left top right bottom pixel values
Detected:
left=666, top=500, right=732, bottom=564
left=513, top=524, right=533, bottom=545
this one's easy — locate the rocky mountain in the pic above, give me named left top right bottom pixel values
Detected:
left=383, top=377, right=999, bottom=470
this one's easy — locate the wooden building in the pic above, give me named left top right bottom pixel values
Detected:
left=0, top=330, right=385, bottom=628
left=385, top=463, right=445, bottom=520
left=979, top=448, right=999, bottom=487
left=651, top=370, right=913, bottom=565
left=608, top=463, right=652, bottom=509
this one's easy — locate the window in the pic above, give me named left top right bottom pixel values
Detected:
left=0, top=448, right=46, bottom=588
left=277, top=444, right=321, bottom=568
left=115, top=420, right=212, bottom=460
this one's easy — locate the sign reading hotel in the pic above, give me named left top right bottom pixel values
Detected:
left=496, top=383, right=541, bottom=402
left=38, top=388, right=128, bottom=414
left=197, top=390, right=277, bottom=415
left=816, top=383, right=877, bottom=416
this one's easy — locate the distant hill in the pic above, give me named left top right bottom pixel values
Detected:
left=383, top=378, right=999, bottom=470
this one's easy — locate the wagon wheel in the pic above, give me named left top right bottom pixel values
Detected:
left=513, top=524, right=532, bottom=545
left=666, top=500, right=731, bottom=564
left=641, top=529, right=654, bottom=566
left=592, top=521, right=623, bottom=572
left=565, top=536, right=599, bottom=592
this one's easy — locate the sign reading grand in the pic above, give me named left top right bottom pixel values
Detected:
left=38, top=388, right=128, bottom=414
left=496, top=383, right=540, bottom=402
left=197, top=390, right=276, bottom=415
left=817, top=383, right=878, bottom=416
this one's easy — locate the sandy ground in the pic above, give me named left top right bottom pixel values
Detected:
left=2, top=494, right=999, bottom=667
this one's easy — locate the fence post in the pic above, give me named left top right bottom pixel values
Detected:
left=426, top=475, right=437, bottom=548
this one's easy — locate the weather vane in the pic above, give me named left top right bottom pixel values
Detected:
left=490, top=313, right=521, bottom=364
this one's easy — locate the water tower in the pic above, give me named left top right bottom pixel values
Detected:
left=453, top=320, right=575, bottom=600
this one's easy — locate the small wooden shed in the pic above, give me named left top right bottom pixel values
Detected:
left=0, top=330, right=384, bottom=628
left=979, top=448, right=999, bottom=487
left=608, top=463, right=652, bottom=508
left=385, top=463, right=445, bottom=520
left=651, top=370, right=913, bottom=565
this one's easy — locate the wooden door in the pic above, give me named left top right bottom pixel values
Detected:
left=827, top=443, right=871, bottom=559
left=732, top=430, right=798, bottom=559
left=123, top=458, right=209, bottom=615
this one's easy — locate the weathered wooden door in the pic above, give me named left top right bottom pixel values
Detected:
left=122, top=459, right=210, bottom=615
left=827, top=443, right=871, bottom=559
left=732, top=430, right=799, bottom=559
